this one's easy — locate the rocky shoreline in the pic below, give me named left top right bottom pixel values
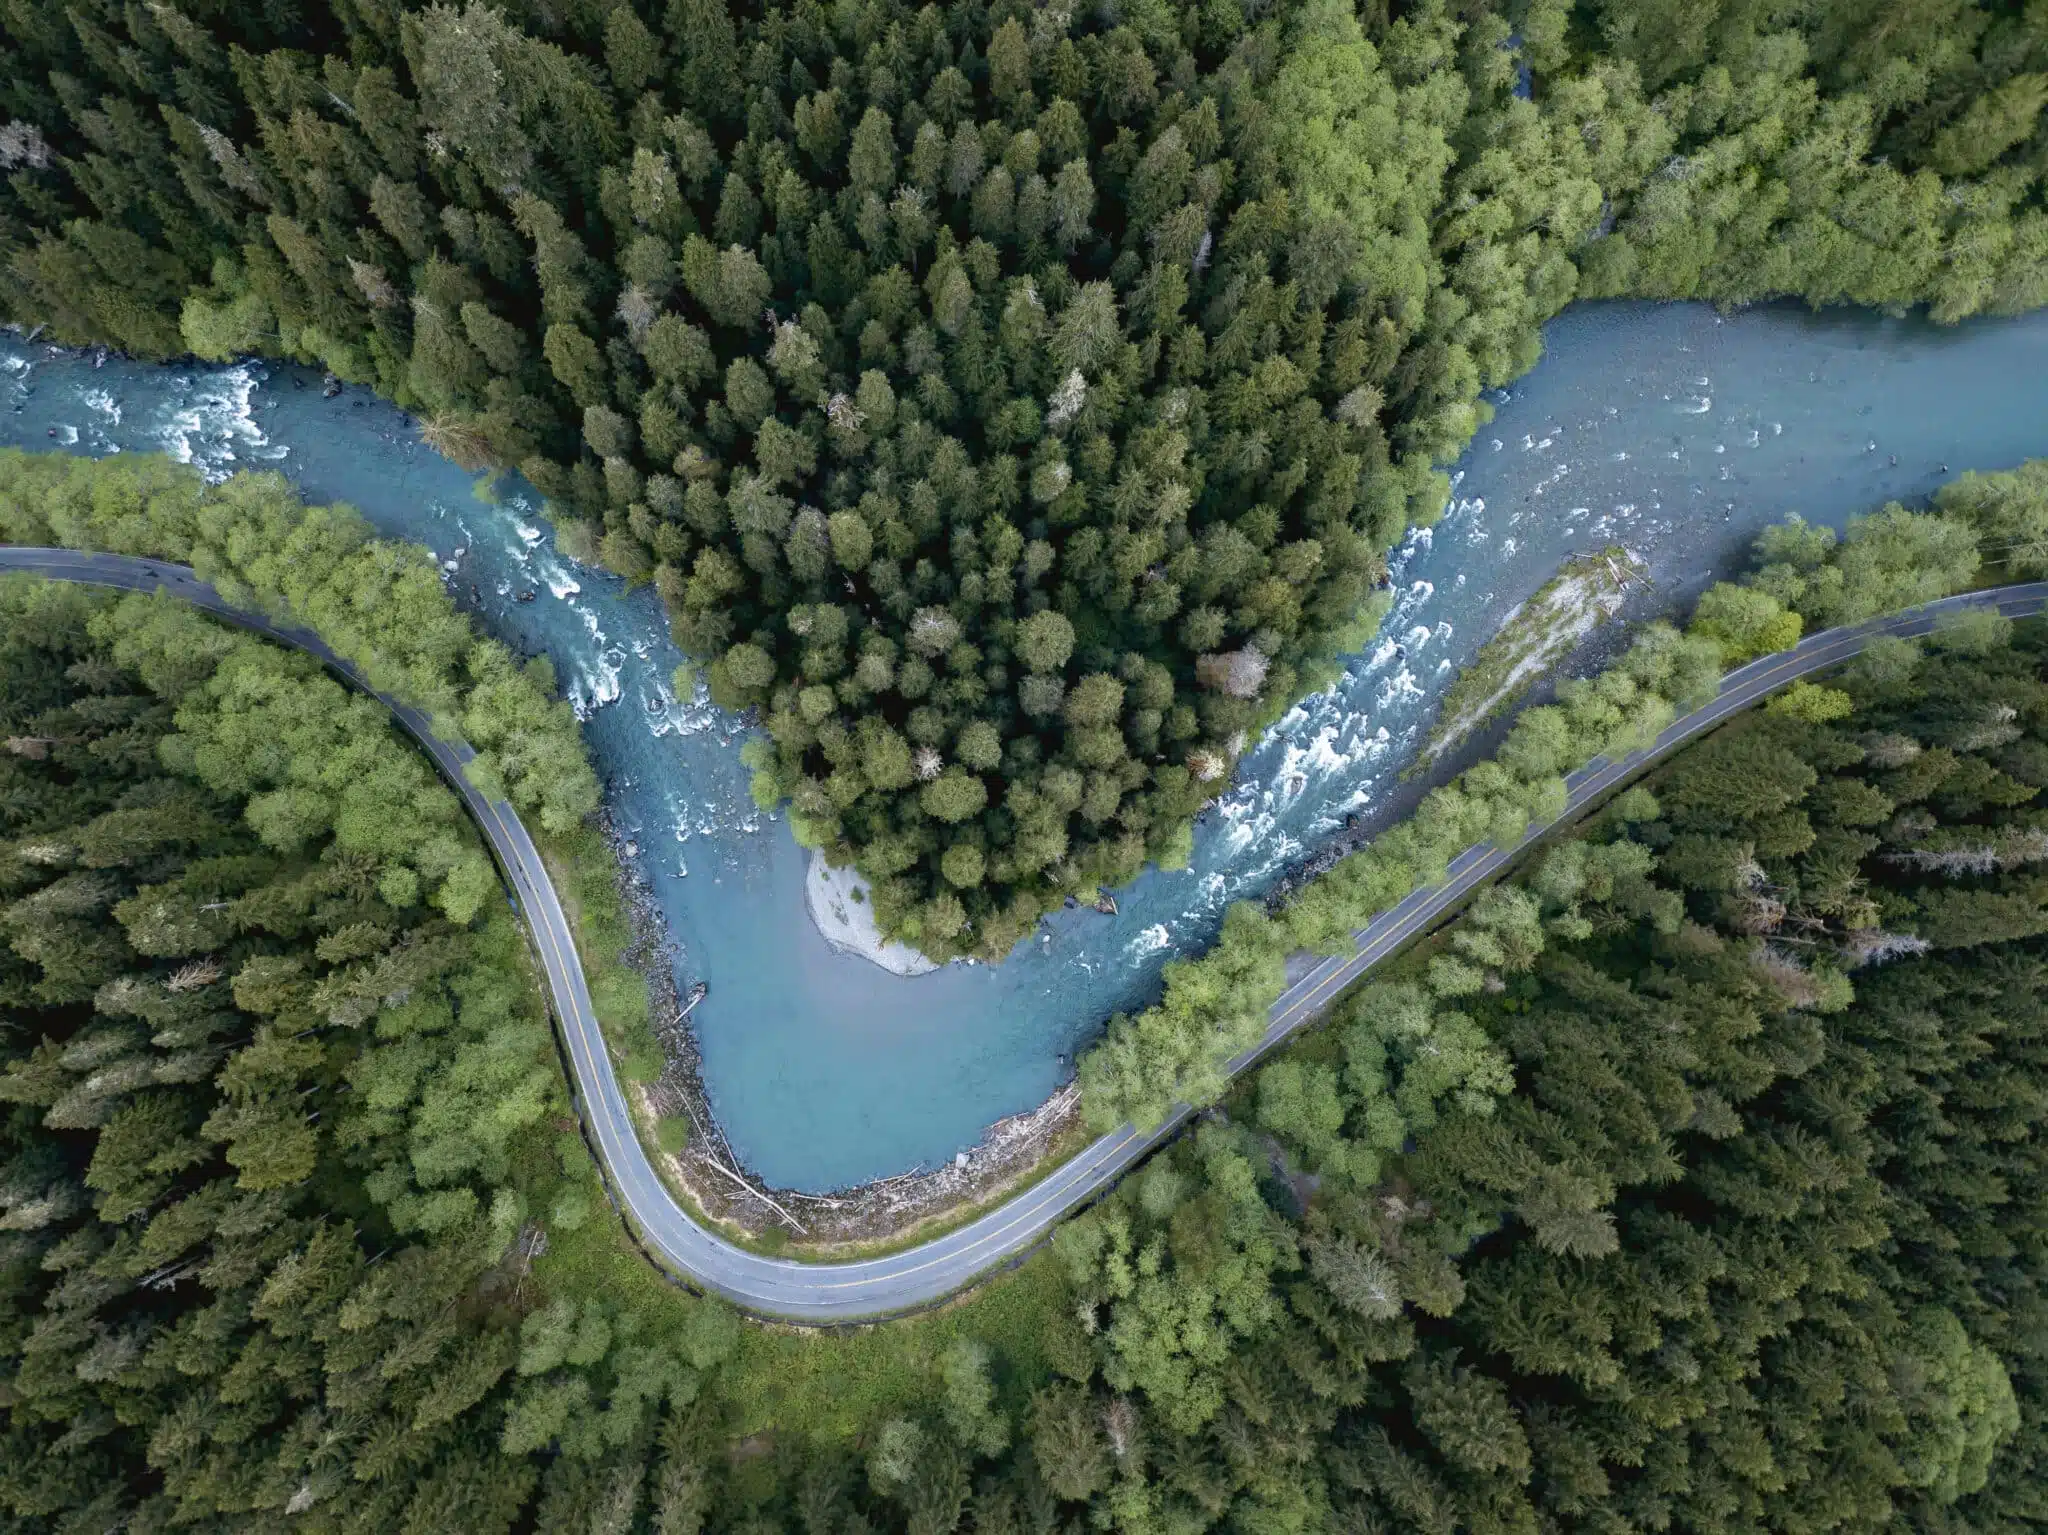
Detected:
left=1416, top=545, right=1649, bottom=767
left=596, top=819, right=1081, bottom=1248
left=593, top=559, right=1650, bottom=1241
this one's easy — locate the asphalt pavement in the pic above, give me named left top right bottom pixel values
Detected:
left=7, top=545, right=2040, bottom=1320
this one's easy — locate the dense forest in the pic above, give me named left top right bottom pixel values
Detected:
left=3, top=0, right=2044, bottom=958
left=1081, top=459, right=2048, bottom=1129
left=8, top=548, right=2048, bottom=1531
left=0, top=576, right=731, bottom=1529
left=5, top=1, right=2048, bottom=1523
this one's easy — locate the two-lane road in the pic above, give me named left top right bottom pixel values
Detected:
left=8, top=545, right=2039, bottom=1319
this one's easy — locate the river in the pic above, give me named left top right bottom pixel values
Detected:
left=5, top=300, right=2045, bottom=1190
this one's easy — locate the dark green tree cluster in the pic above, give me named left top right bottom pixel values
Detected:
left=1025, top=617, right=2048, bottom=1533
left=2, top=1, right=2041, bottom=959
left=1082, top=483, right=2001, bottom=1131
left=0, top=576, right=739, bottom=1530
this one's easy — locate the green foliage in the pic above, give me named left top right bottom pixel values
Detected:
left=1690, top=579, right=1803, bottom=661
left=1053, top=1124, right=1295, bottom=1435
left=3, top=467, right=2048, bottom=1535
left=937, top=1337, right=1010, bottom=1458
left=1743, top=507, right=1983, bottom=629
left=1767, top=678, right=1856, bottom=722
left=7, top=0, right=2035, bottom=966
left=0, top=576, right=719, bottom=1529
left=1048, top=619, right=2048, bottom=1532
left=1895, top=1307, right=2022, bottom=1505
left=1937, top=458, right=2048, bottom=576
left=0, top=451, right=599, bottom=834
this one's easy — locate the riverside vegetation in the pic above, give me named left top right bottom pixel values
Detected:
left=0, top=449, right=601, bottom=838
left=1077, top=460, right=2048, bottom=1130
left=2, top=0, right=2045, bottom=960
left=8, top=506, right=2048, bottom=1530
left=6, top=0, right=2048, bottom=1527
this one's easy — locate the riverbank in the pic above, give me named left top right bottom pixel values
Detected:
left=635, top=1064, right=1089, bottom=1256
left=592, top=826, right=1089, bottom=1253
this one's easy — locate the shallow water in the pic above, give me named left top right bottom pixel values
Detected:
left=5, top=300, right=2046, bottom=1190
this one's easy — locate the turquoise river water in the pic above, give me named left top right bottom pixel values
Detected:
left=4, top=300, right=2046, bottom=1190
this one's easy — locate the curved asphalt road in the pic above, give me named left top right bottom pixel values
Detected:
left=7, top=545, right=2042, bottom=1320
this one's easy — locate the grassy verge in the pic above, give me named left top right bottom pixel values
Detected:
left=503, top=991, right=1075, bottom=1445
left=523, top=827, right=787, bottom=1251
left=719, top=1253, right=1077, bottom=1440
left=496, top=844, right=1076, bottom=1434
left=533, top=822, right=666, bottom=1081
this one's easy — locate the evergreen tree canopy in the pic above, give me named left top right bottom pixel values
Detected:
left=0, top=576, right=733, bottom=1530
left=3, top=0, right=2042, bottom=959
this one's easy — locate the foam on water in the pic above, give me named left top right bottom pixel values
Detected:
left=1126, top=924, right=1171, bottom=963
left=1375, top=667, right=1426, bottom=709
left=80, top=389, right=121, bottom=432
left=156, top=364, right=283, bottom=480
left=6, top=300, right=2048, bottom=1190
